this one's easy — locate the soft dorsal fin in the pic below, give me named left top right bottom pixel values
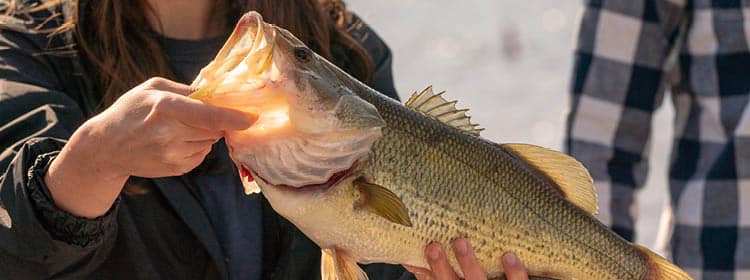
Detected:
left=405, top=86, right=483, bottom=136
left=502, top=143, right=598, bottom=215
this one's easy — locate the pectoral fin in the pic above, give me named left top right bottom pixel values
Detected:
left=321, top=248, right=369, bottom=280
left=353, top=178, right=412, bottom=227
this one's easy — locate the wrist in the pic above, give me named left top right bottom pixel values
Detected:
left=44, top=119, right=129, bottom=218
left=71, top=119, right=129, bottom=180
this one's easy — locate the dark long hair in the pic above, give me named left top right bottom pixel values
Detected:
left=70, top=0, right=374, bottom=108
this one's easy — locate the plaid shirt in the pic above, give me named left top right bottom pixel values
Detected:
left=566, top=0, right=750, bottom=279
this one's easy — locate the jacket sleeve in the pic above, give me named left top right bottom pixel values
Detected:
left=0, top=26, right=119, bottom=277
left=564, top=0, right=686, bottom=241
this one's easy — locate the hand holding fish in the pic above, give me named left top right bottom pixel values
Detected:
left=84, top=77, right=255, bottom=178
left=45, top=77, right=254, bottom=218
left=404, top=239, right=529, bottom=280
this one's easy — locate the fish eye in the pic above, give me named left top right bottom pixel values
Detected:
left=294, top=47, right=312, bottom=63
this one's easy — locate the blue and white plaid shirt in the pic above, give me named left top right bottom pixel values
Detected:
left=566, top=0, right=750, bottom=278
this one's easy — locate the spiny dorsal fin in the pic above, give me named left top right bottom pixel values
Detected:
left=502, top=143, right=598, bottom=215
left=354, top=178, right=412, bottom=227
left=405, top=86, right=483, bottom=136
left=321, top=248, right=369, bottom=280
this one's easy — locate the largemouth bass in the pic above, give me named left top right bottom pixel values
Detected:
left=191, top=12, right=691, bottom=280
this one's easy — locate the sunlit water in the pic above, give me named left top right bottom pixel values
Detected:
left=348, top=0, right=674, bottom=254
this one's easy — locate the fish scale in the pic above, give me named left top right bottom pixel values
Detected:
left=196, top=12, right=692, bottom=280
left=350, top=88, right=647, bottom=279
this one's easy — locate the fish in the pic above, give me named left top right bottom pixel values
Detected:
left=190, top=11, right=692, bottom=280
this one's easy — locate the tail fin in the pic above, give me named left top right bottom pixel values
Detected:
left=635, top=245, right=693, bottom=280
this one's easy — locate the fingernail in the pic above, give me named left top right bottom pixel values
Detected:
left=242, top=112, right=258, bottom=124
left=454, top=239, right=469, bottom=256
left=246, top=111, right=258, bottom=120
left=502, top=252, right=518, bottom=267
left=230, top=113, right=256, bottom=130
left=427, top=243, right=441, bottom=260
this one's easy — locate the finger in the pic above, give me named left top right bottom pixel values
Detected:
left=178, top=127, right=224, bottom=142
left=143, top=77, right=195, bottom=95
left=181, top=140, right=217, bottom=159
left=425, top=243, right=459, bottom=280
left=452, top=239, right=486, bottom=280
left=165, top=95, right=257, bottom=131
left=403, top=265, right=433, bottom=280
left=162, top=148, right=209, bottom=176
left=162, top=140, right=213, bottom=164
left=501, top=253, right=529, bottom=280
left=180, top=146, right=213, bottom=170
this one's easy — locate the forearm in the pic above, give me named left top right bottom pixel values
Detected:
left=44, top=118, right=128, bottom=219
left=0, top=136, right=120, bottom=277
left=0, top=17, right=124, bottom=274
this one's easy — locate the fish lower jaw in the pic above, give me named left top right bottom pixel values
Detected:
left=241, top=162, right=357, bottom=193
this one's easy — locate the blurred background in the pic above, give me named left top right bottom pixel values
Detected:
left=347, top=0, right=675, bottom=255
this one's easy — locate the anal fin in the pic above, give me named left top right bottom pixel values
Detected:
left=321, top=248, right=369, bottom=280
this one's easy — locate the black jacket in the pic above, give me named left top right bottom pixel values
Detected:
left=0, top=0, right=410, bottom=279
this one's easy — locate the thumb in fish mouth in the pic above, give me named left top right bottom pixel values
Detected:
left=334, top=95, right=386, bottom=129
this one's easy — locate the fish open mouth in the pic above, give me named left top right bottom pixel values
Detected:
left=190, top=11, right=277, bottom=102
left=240, top=163, right=357, bottom=193
left=188, top=11, right=384, bottom=195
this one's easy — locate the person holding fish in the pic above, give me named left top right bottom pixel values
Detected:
left=0, top=0, right=529, bottom=279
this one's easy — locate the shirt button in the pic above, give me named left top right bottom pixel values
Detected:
left=224, top=257, right=230, bottom=263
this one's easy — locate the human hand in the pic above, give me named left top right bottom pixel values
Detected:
left=46, top=77, right=254, bottom=217
left=403, top=238, right=529, bottom=280
left=84, top=77, right=255, bottom=178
